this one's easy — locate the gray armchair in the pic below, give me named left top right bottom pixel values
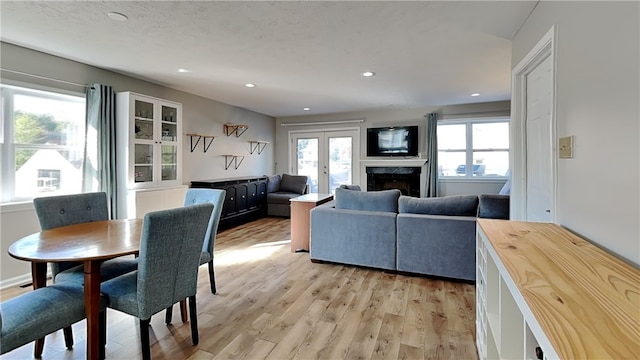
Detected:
left=0, top=284, right=106, bottom=357
left=100, top=203, right=213, bottom=360
left=266, top=174, right=309, bottom=217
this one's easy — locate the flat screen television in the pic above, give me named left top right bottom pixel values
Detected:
left=367, top=125, right=419, bottom=157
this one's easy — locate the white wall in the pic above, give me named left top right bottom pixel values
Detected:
left=512, top=2, right=639, bottom=265
left=0, top=42, right=276, bottom=286
left=274, top=101, right=510, bottom=196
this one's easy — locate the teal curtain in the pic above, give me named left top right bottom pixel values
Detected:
left=425, top=112, right=439, bottom=197
left=83, top=84, right=118, bottom=218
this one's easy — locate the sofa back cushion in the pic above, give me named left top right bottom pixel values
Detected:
left=478, top=194, right=510, bottom=219
left=335, top=188, right=401, bottom=213
left=266, top=174, right=281, bottom=193
left=338, top=184, right=362, bottom=191
left=279, top=174, right=308, bottom=194
left=398, top=195, right=479, bottom=216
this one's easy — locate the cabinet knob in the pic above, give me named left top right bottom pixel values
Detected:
left=252, top=193, right=256, bottom=196
left=230, top=197, right=234, bottom=201
left=242, top=195, right=246, bottom=199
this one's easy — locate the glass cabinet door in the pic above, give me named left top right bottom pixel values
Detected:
left=160, top=105, right=178, bottom=142
left=134, top=100, right=154, bottom=140
left=134, top=144, right=154, bottom=183
left=160, top=144, right=178, bottom=181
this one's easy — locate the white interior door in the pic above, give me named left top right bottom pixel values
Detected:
left=525, top=55, right=554, bottom=222
left=291, top=129, right=359, bottom=194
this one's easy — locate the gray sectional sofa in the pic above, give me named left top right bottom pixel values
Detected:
left=309, top=188, right=509, bottom=282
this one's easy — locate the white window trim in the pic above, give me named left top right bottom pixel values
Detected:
left=438, top=117, right=510, bottom=180
left=1, top=83, right=86, bottom=203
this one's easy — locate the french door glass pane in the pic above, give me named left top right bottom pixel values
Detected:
left=297, top=138, right=318, bottom=193
left=161, top=145, right=177, bottom=181
left=328, top=137, right=352, bottom=193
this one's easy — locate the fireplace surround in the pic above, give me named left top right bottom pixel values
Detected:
left=366, top=167, right=421, bottom=197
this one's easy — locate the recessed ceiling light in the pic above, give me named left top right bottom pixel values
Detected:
left=303, top=107, right=310, bottom=111
left=471, top=93, right=480, bottom=97
left=177, top=68, right=190, bottom=73
left=362, top=71, right=376, bottom=77
left=107, top=12, right=128, bottom=22
left=245, top=83, right=256, bottom=88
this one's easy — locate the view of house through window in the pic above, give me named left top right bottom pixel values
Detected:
left=1, top=84, right=86, bottom=202
left=437, top=119, right=509, bottom=178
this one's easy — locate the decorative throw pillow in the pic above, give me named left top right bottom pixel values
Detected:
left=266, top=175, right=281, bottom=193
left=398, top=195, right=479, bottom=216
left=279, top=174, right=308, bottom=194
left=334, top=188, right=401, bottom=213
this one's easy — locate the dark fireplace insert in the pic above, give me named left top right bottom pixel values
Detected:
left=366, top=167, right=421, bottom=197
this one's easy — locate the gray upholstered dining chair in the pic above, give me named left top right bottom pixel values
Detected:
left=183, top=188, right=226, bottom=294
left=100, top=203, right=213, bottom=360
left=165, top=188, right=226, bottom=324
left=0, top=284, right=106, bottom=358
left=32, top=191, right=138, bottom=354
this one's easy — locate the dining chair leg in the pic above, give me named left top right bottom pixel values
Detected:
left=188, top=295, right=199, bottom=345
left=180, top=299, right=188, bottom=323
left=63, top=326, right=74, bottom=348
left=208, top=261, right=217, bottom=294
left=34, top=338, right=44, bottom=358
left=165, top=305, right=173, bottom=324
left=139, top=318, right=151, bottom=360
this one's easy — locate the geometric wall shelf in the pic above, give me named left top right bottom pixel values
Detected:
left=223, top=155, right=245, bottom=170
left=186, top=133, right=215, bottom=152
left=249, top=140, right=269, bottom=155
left=223, top=124, right=248, bottom=137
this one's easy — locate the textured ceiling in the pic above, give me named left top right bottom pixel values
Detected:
left=0, top=1, right=538, bottom=117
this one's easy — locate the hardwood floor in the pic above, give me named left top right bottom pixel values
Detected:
left=0, top=217, right=477, bottom=360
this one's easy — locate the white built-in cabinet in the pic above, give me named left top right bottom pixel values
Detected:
left=476, top=219, right=639, bottom=360
left=116, top=92, right=185, bottom=219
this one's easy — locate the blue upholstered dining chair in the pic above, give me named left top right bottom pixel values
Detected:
left=32, top=192, right=138, bottom=354
left=165, top=188, right=226, bottom=324
left=183, top=188, right=226, bottom=294
left=100, top=203, right=213, bottom=360
left=0, top=284, right=106, bottom=357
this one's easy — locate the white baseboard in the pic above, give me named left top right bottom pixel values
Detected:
left=0, top=273, right=33, bottom=290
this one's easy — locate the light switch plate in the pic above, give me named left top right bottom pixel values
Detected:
left=559, top=136, right=574, bottom=158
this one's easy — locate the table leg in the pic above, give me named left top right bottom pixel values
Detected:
left=85, top=260, right=103, bottom=360
left=32, top=262, right=47, bottom=358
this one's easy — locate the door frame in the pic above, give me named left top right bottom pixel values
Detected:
left=511, top=25, right=557, bottom=221
left=287, top=127, right=360, bottom=193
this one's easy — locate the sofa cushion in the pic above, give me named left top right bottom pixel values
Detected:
left=335, top=188, right=401, bottom=213
left=279, top=174, right=308, bottom=194
left=398, top=195, right=479, bottom=216
left=267, top=192, right=301, bottom=205
left=478, top=194, right=510, bottom=219
left=266, top=174, right=281, bottom=193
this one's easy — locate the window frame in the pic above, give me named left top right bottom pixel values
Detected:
left=0, top=82, right=87, bottom=203
left=437, top=117, right=510, bottom=180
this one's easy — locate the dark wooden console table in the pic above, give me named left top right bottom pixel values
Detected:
left=191, top=176, right=268, bottom=229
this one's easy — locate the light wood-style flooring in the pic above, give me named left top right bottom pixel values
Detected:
left=0, top=217, right=477, bottom=360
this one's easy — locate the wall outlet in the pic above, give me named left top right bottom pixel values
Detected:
left=559, top=136, right=574, bottom=158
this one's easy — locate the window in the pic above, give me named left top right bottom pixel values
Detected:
left=437, top=118, right=509, bottom=178
left=1, top=84, right=86, bottom=202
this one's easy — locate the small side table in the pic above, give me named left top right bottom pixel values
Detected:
left=290, top=193, right=333, bottom=253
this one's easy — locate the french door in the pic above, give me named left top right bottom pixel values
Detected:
left=290, top=129, right=359, bottom=194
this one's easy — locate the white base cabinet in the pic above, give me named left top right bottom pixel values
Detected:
left=476, top=219, right=639, bottom=360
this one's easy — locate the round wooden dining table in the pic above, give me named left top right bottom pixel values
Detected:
left=8, top=218, right=143, bottom=360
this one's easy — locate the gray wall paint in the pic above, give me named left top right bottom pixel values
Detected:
left=274, top=101, right=510, bottom=195
left=512, top=2, right=639, bottom=265
left=0, top=42, right=276, bottom=285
